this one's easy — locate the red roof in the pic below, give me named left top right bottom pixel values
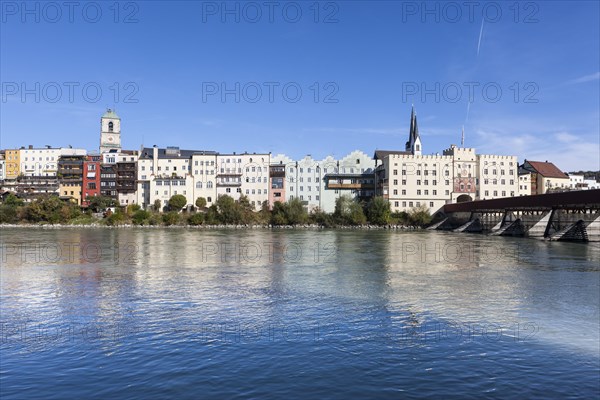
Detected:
left=525, top=161, right=568, bottom=179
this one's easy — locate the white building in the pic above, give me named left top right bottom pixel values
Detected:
left=375, top=108, right=519, bottom=213
left=0, top=153, right=5, bottom=181
left=518, top=171, right=532, bottom=196
left=476, top=154, right=518, bottom=200
left=191, top=152, right=218, bottom=206
left=137, top=146, right=214, bottom=210
left=271, top=150, right=375, bottom=213
left=520, top=160, right=570, bottom=194
left=18, top=146, right=86, bottom=177
left=583, top=179, right=600, bottom=190
left=568, top=174, right=585, bottom=189
left=216, top=153, right=270, bottom=210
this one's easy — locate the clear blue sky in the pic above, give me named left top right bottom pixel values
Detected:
left=1, top=1, right=599, bottom=171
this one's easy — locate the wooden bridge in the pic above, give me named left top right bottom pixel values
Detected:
left=429, top=189, right=600, bottom=242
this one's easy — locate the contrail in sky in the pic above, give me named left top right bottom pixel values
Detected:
left=464, top=19, right=484, bottom=143
left=477, top=19, right=485, bottom=57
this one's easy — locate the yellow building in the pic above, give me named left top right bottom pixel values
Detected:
left=521, top=160, right=570, bottom=195
left=5, top=149, right=20, bottom=179
left=59, top=183, right=83, bottom=205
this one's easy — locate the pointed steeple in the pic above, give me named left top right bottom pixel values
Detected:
left=405, top=105, right=422, bottom=155
left=406, top=105, right=417, bottom=152
left=412, top=113, right=419, bottom=141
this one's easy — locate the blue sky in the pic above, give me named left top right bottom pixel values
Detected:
left=1, top=1, right=599, bottom=171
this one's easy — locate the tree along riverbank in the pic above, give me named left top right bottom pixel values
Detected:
left=0, top=194, right=432, bottom=228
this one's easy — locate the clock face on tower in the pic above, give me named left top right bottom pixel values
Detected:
left=108, top=136, right=114, bottom=142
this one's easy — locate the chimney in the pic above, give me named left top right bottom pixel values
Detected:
left=28, top=145, right=33, bottom=149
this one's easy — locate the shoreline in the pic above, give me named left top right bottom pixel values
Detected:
left=0, top=223, right=421, bottom=230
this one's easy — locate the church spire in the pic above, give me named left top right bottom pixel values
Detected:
left=405, top=105, right=422, bottom=155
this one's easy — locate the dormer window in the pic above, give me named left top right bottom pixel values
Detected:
left=415, top=144, right=420, bottom=151
left=108, top=122, right=114, bottom=132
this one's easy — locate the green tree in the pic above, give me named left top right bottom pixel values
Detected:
left=162, top=211, right=180, bottom=226
left=205, top=204, right=220, bottom=225
left=106, top=210, right=126, bottom=226
left=285, top=197, right=308, bottom=225
left=0, top=205, right=19, bottom=223
left=132, top=209, right=151, bottom=225
left=270, top=201, right=288, bottom=225
left=366, top=196, right=391, bottom=225
left=168, top=194, right=187, bottom=211
left=187, top=212, right=205, bottom=226
left=195, top=197, right=207, bottom=209
left=408, top=204, right=432, bottom=227
left=24, top=196, right=67, bottom=223
left=87, top=196, right=116, bottom=212
left=237, top=195, right=255, bottom=224
left=153, top=199, right=163, bottom=212
left=215, top=195, right=242, bottom=224
left=334, top=195, right=366, bottom=225
left=309, top=207, right=334, bottom=227
left=4, top=194, right=24, bottom=207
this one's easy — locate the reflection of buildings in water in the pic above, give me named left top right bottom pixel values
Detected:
left=383, top=232, right=600, bottom=354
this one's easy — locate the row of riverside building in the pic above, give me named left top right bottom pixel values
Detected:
left=1, top=108, right=597, bottom=213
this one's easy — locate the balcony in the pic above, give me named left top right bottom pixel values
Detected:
left=269, top=167, right=286, bottom=177
left=327, top=182, right=375, bottom=190
left=216, top=181, right=242, bottom=187
left=217, top=172, right=242, bottom=177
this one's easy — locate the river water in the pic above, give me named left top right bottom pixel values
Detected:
left=1, top=228, right=599, bottom=399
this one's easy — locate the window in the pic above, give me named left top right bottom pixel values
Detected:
left=417, top=190, right=421, bottom=195
left=433, top=190, right=437, bottom=195
left=409, top=201, right=413, bottom=207
left=108, top=121, right=114, bottom=132
left=196, top=182, right=202, bottom=188
left=393, top=189, right=398, bottom=195
left=402, top=170, right=406, bottom=175
left=402, top=189, right=406, bottom=195
left=394, top=201, right=399, bottom=207
left=393, top=170, right=398, bottom=175
left=429, top=202, right=434, bottom=207
left=402, top=201, right=406, bottom=207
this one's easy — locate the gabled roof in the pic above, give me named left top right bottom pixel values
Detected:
left=373, top=150, right=411, bottom=160
left=523, top=160, right=568, bottom=179
left=139, top=147, right=218, bottom=160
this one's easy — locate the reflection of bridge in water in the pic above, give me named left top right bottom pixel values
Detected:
left=430, top=189, right=600, bottom=242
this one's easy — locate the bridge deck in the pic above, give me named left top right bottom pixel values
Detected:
left=443, top=189, right=600, bottom=213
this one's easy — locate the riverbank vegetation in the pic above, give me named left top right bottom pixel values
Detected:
left=0, top=194, right=432, bottom=228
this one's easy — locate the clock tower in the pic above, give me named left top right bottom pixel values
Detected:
left=99, top=109, right=122, bottom=153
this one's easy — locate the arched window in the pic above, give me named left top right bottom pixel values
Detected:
left=108, top=122, right=114, bottom=132
left=196, top=182, right=202, bottom=188
left=207, top=181, right=213, bottom=188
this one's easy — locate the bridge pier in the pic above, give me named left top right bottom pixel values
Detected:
left=435, top=189, right=600, bottom=243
